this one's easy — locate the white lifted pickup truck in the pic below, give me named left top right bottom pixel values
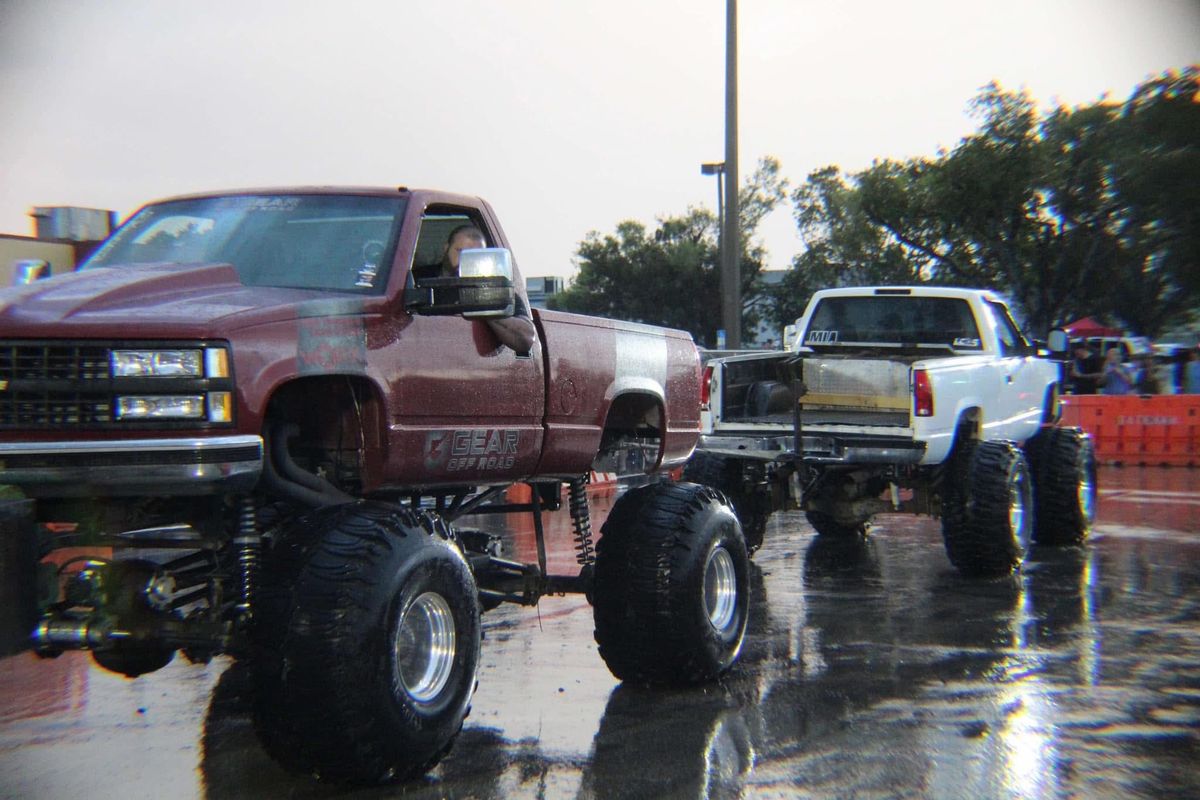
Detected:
left=687, top=286, right=1097, bottom=577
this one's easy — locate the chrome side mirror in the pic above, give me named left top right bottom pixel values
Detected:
left=458, top=248, right=513, bottom=280
left=404, top=248, right=516, bottom=319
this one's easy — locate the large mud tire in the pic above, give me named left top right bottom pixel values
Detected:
left=1025, top=426, right=1096, bottom=545
left=251, top=502, right=480, bottom=784
left=0, top=500, right=37, bottom=658
left=682, top=451, right=770, bottom=553
left=941, top=441, right=1034, bottom=578
left=804, top=510, right=869, bottom=539
left=593, top=482, right=749, bottom=685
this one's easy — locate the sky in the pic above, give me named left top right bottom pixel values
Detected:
left=1, top=0, right=1197, bottom=280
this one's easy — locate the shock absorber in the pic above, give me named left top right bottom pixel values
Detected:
left=569, top=474, right=595, bottom=567
left=233, top=496, right=261, bottom=619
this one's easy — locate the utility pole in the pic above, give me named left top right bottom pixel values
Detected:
left=721, top=0, right=740, bottom=349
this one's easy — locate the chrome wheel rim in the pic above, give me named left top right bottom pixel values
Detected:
left=1010, top=471, right=1031, bottom=551
left=394, top=591, right=456, bottom=704
left=1079, top=468, right=1097, bottom=522
left=704, top=546, right=738, bottom=634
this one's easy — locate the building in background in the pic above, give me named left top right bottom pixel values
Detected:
left=0, top=206, right=115, bottom=284
left=0, top=235, right=76, bottom=284
left=525, top=275, right=563, bottom=309
left=747, top=269, right=787, bottom=348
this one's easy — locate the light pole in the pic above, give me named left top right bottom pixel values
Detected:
left=722, top=0, right=740, bottom=348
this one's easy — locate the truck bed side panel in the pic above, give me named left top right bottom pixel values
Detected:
left=535, top=309, right=700, bottom=475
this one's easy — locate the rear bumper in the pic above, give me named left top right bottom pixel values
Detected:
left=698, top=431, right=926, bottom=465
left=797, top=433, right=926, bottom=464
left=0, top=435, right=263, bottom=497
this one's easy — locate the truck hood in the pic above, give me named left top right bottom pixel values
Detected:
left=0, top=263, right=366, bottom=336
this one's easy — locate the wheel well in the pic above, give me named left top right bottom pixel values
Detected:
left=265, top=375, right=385, bottom=492
left=951, top=408, right=982, bottom=452
left=1043, top=383, right=1062, bottom=424
left=930, top=408, right=983, bottom=518
left=598, top=392, right=664, bottom=471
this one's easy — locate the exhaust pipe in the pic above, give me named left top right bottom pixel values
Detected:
left=262, top=423, right=354, bottom=508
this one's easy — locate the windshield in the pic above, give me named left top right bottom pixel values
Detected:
left=804, top=296, right=983, bottom=351
left=83, top=194, right=406, bottom=294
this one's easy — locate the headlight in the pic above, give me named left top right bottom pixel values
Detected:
left=112, top=349, right=203, bottom=378
left=116, top=395, right=206, bottom=419
left=109, top=345, right=234, bottom=423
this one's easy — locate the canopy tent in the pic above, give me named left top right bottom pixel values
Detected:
left=1064, top=317, right=1121, bottom=337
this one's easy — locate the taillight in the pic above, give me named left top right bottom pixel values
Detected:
left=700, top=364, right=715, bottom=409
left=913, top=368, right=934, bottom=417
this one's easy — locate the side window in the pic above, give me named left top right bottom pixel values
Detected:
left=984, top=300, right=1026, bottom=357
left=412, top=208, right=491, bottom=283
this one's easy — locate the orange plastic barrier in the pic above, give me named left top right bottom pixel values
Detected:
left=503, top=473, right=617, bottom=505
left=589, top=471, right=618, bottom=487
left=1060, top=394, right=1200, bottom=466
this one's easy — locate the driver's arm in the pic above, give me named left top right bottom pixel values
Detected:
left=487, top=293, right=536, bottom=355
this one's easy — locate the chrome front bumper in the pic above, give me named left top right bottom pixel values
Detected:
left=0, top=435, right=263, bottom=497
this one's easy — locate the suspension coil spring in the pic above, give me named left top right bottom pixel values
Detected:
left=234, top=496, right=262, bottom=618
left=569, top=475, right=595, bottom=567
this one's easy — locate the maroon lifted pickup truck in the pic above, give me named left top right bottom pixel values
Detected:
left=0, top=187, right=752, bottom=783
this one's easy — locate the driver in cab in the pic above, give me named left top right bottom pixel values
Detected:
left=417, top=225, right=536, bottom=356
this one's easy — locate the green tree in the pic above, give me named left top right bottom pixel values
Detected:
left=784, top=68, right=1200, bottom=336
left=765, top=165, right=924, bottom=332
left=552, top=157, right=789, bottom=347
left=1094, top=68, right=1200, bottom=334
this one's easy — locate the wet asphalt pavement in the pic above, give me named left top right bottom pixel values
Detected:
left=2, top=466, right=1199, bottom=799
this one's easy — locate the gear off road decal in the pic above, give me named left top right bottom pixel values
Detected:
left=425, top=429, right=521, bottom=472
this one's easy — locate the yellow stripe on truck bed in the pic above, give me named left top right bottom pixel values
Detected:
left=798, top=392, right=910, bottom=411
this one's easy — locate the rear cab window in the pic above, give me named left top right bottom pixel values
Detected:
left=803, top=296, right=983, bottom=353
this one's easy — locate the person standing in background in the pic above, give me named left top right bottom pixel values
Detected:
left=1134, top=355, right=1159, bottom=394
left=1069, top=343, right=1104, bottom=394
left=1102, top=347, right=1135, bottom=395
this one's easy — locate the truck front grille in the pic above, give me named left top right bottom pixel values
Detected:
left=0, top=344, right=114, bottom=427
left=0, top=340, right=232, bottom=431
left=0, top=391, right=114, bottom=426
left=0, top=342, right=111, bottom=382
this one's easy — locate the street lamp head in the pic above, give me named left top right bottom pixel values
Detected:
left=700, top=162, right=725, bottom=175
